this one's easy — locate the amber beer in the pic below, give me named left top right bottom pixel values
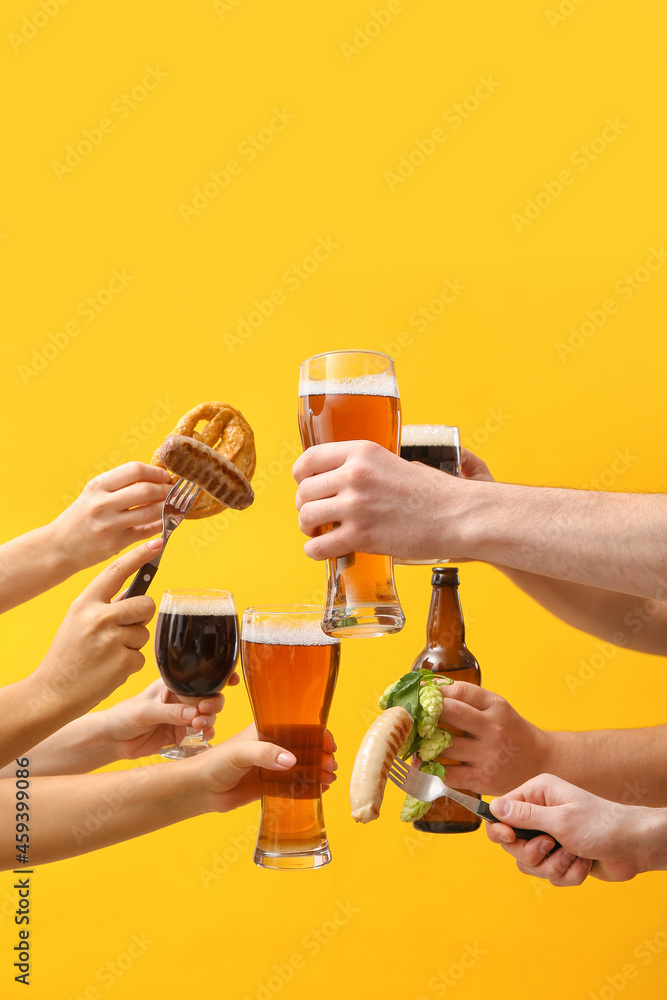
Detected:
left=242, top=607, right=340, bottom=870
left=298, top=350, right=404, bottom=637
left=411, top=567, right=482, bottom=833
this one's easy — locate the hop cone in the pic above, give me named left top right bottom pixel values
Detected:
left=400, top=795, right=431, bottom=823
left=418, top=728, right=452, bottom=762
left=378, top=681, right=397, bottom=710
left=417, top=682, right=444, bottom=738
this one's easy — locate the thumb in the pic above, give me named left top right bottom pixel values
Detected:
left=137, top=700, right=199, bottom=728
left=83, top=538, right=163, bottom=603
left=489, top=796, right=554, bottom=832
left=207, top=739, right=296, bottom=790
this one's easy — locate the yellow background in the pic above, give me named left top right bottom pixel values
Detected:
left=1, top=0, right=667, bottom=997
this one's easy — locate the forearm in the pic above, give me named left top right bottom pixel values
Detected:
left=0, top=763, right=202, bottom=869
left=0, top=523, right=78, bottom=613
left=0, top=713, right=119, bottom=778
left=0, top=675, right=92, bottom=770
left=545, top=726, right=667, bottom=806
left=457, top=481, right=667, bottom=599
left=494, top=566, right=667, bottom=654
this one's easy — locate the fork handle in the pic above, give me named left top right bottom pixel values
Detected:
left=477, top=800, right=562, bottom=850
left=123, top=560, right=160, bottom=600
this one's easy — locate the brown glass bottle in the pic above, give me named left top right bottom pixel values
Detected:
left=411, top=567, right=481, bottom=833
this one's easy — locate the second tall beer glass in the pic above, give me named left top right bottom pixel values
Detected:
left=242, top=606, right=340, bottom=870
left=298, top=350, right=405, bottom=637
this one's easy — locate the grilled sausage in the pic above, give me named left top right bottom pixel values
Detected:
left=159, top=434, right=254, bottom=511
left=350, top=706, right=413, bottom=823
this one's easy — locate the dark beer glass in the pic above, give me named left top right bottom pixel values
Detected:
left=155, top=589, right=239, bottom=759
left=397, top=424, right=461, bottom=565
left=242, top=606, right=340, bottom=870
left=298, top=350, right=405, bottom=637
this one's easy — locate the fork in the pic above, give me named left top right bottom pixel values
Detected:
left=123, top=478, right=201, bottom=600
left=388, top=757, right=561, bottom=847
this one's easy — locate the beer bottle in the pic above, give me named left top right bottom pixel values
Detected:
left=411, top=567, right=481, bottom=833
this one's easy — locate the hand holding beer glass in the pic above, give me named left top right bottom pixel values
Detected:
left=396, top=424, right=462, bottom=566
left=155, top=589, right=239, bottom=759
left=298, top=350, right=405, bottom=637
left=242, top=606, right=340, bottom=870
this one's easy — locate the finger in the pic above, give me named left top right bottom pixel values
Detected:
left=302, top=525, right=351, bottom=561
left=124, top=521, right=166, bottom=543
left=292, top=443, right=361, bottom=485
left=295, top=470, right=341, bottom=509
left=111, top=594, right=156, bottom=627
left=120, top=623, right=151, bottom=650
left=516, top=847, right=579, bottom=881
left=443, top=736, right=477, bottom=761
left=107, top=482, right=172, bottom=513
left=227, top=672, right=241, bottom=687
left=298, top=498, right=345, bottom=536
left=322, top=752, right=337, bottom=774
left=93, top=462, right=172, bottom=493
left=220, top=739, right=297, bottom=775
left=192, top=695, right=224, bottom=716
left=84, top=539, right=164, bottom=602
left=438, top=698, right=484, bottom=734
left=117, top=500, right=168, bottom=529
left=547, top=856, right=591, bottom=888
left=438, top=680, right=494, bottom=711
left=439, top=762, right=483, bottom=792
left=323, top=730, right=336, bottom=753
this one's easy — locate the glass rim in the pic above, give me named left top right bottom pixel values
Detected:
left=299, top=349, right=394, bottom=368
left=160, top=588, right=235, bottom=600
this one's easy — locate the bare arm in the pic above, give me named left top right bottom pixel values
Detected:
left=0, top=463, right=169, bottom=614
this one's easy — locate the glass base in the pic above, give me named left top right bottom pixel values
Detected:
left=253, top=845, right=331, bottom=871
left=321, top=604, right=405, bottom=638
left=160, top=743, right=209, bottom=759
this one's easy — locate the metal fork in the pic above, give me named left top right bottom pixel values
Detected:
left=123, top=478, right=201, bottom=599
left=388, top=757, right=561, bottom=846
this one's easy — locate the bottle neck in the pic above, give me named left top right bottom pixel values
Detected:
left=427, top=584, right=465, bottom=649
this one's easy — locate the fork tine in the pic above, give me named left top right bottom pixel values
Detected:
left=392, top=756, right=410, bottom=776
left=166, top=478, right=188, bottom=504
left=388, top=765, right=407, bottom=785
left=180, top=483, right=201, bottom=512
left=387, top=772, right=406, bottom=790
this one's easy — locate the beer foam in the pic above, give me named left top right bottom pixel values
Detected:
left=299, top=372, right=399, bottom=398
left=161, top=593, right=236, bottom=616
left=401, top=424, right=459, bottom=447
left=242, top=621, right=339, bottom=646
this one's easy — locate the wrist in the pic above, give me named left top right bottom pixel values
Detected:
left=442, top=478, right=499, bottom=562
left=637, top=808, right=667, bottom=874
left=45, top=516, right=84, bottom=575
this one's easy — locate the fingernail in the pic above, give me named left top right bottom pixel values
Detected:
left=182, top=707, right=196, bottom=722
left=277, top=752, right=296, bottom=767
left=539, top=839, right=554, bottom=855
left=148, top=538, right=163, bottom=549
left=561, top=851, right=576, bottom=865
left=492, top=799, right=509, bottom=819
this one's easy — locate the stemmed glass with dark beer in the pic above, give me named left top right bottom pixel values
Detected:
left=396, top=424, right=461, bottom=566
left=155, top=589, right=239, bottom=759
left=298, top=349, right=405, bottom=637
left=242, top=606, right=340, bottom=870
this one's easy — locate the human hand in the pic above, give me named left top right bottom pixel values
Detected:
left=31, top=539, right=163, bottom=716
left=431, top=681, right=551, bottom=796
left=485, top=774, right=662, bottom=885
left=460, top=447, right=495, bottom=483
left=51, top=462, right=171, bottom=572
left=94, top=678, right=240, bottom=760
left=293, top=441, right=471, bottom=562
left=194, top=728, right=338, bottom=814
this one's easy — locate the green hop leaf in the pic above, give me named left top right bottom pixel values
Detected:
left=421, top=759, right=446, bottom=780
left=417, top=728, right=452, bottom=762
left=399, top=795, right=431, bottom=823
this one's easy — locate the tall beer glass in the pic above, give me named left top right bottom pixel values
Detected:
left=298, top=349, right=405, bottom=637
left=396, top=424, right=461, bottom=566
left=242, top=606, right=340, bottom=870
